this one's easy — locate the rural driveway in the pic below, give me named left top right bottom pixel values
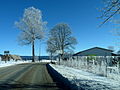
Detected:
left=0, top=63, right=62, bottom=90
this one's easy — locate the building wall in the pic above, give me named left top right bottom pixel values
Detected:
left=76, top=48, right=112, bottom=56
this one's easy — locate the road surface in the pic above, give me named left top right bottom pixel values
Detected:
left=0, top=63, right=62, bottom=90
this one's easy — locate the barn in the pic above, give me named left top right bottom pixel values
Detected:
left=73, top=47, right=114, bottom=56
left=73, top=47, right=118, bottom=66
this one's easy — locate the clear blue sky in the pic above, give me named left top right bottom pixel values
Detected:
left=0, top=0, right=118, bottom=56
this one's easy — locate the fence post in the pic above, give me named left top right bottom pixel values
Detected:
left=105, top=56, right=108, bottom=77
left=118, top=58, right=120, bottom=73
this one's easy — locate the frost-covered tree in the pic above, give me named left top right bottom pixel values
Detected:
left=47, top=23, right=77, bottom=60
left=99, top=0, right=120, bottom=27
left=46, top=37, right=57, bottom=60
left=15, top=7, right=46, bottom=62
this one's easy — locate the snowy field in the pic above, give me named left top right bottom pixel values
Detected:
left=50, top=64, right=120, bottom=90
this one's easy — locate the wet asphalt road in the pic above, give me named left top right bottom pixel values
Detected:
left=0, top=63, right=62, bottom=90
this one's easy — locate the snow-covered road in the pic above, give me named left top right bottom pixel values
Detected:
left=50, top=64, right=120, bottom=90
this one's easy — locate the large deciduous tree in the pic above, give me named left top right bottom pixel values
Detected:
left=47, top=23, right=77, bottom=60
left=15, top=7, right=46, bottom=62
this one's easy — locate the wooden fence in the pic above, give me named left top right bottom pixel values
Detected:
left=58, top=56, right=120, bottom=81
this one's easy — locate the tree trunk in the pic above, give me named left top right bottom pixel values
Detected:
left=61, top=49, right=64, bottom=60
left=51, top=53, right=53, bottom=62
left=32, top=40, right=35, bottom=62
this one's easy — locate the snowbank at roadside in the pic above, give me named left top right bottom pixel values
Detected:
left=50, top=64, right=120, bottom=90
left=0, top=60, right=32, bottom=68
left=36, top=59, right=57, bottom=63
left=39, top=60, right=52, bottom=63
left=0, top=59, right=57, bottom=68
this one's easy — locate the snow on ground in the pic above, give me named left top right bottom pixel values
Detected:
left=0, top=60, right=32, bottom=68
left=0, top=59, right=57, bottom=68
left=36, top=59, right=57, bottom=63
left=39, top=59, right=52, bottom=63
left=50, top=64, right=120, bottom=90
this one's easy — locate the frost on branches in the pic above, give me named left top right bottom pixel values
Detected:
left=15, top=7, right=47, bottom=62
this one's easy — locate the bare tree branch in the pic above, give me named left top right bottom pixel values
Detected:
left=99, top=7, right=120, bottom=27
left=47, top=23, right=77, bottom=60
left=99, top=0, right=120, bottom=27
